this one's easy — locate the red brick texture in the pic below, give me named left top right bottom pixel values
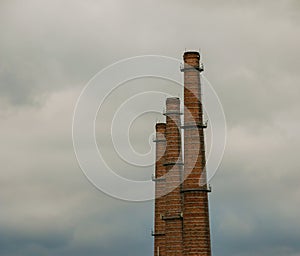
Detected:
left=153, top=52, right=211, bottom=256
left=154, top=123, right=166, bottom=256
left=164, top=98, right=184, bottom=256
left=182, top=52, right=211, bottom=256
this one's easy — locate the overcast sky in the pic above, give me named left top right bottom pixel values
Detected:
left=1, top=0, right=300, bottom=255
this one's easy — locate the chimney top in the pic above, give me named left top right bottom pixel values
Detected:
left=166, top=97, right=180, bottom=104
left=183, top=51, right=200, bottom=67
left=155, top=123, right=166, bottom=131
left=183, top=51, right=200, bottom=58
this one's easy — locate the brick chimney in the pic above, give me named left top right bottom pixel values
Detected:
left=153, top=123, right=167, bottom=256
left=182, top=51, right=211, bottom=256
left=152, top=51, right=212, bottom=256
left=163, top=97, right=184, bottom=256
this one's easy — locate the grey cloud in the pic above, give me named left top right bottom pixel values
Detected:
left=0, top=88, right=153, bottom=255
left=1, top=0, right=300, bottom=256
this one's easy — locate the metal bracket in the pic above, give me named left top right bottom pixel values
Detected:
left=163, top=111, right=183, bottom=116
left=181, top=184, right=212, bottom=193
left=163, top=162, right=184, bottom=167
left=180, top=63, right=204, bottom=73
left=152, top=174, right=166, bottom=182
left=151, top=230, right=165, bottom=236
left=180, top=120, right=208, bottom=129
left=153, top=139, right=166, bottom=143
left=162, top=213, right=183, bottom=220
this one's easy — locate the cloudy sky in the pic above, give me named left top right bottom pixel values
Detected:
left=1, top=0, right=300, bottom=255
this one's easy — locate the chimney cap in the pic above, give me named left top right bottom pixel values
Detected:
left=183, top=51, right=200, bottom=59
left=155, top=123, right=166, bottom=130
left=166, top=97, right=180, bottom=103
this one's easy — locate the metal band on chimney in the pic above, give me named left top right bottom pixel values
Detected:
left=181, top=122, right=207, bottom=129
left=181, top=184, right=212, bottom=193
left=163, top=111, right=183, bottom=116
left=163, top=162, right=184, bottom=166
left=151, top=231, right=165, bottom=237
left=180, top=65, right=204, bottom=73
left=153, top=139, right=166, bottom=143
left=152, top=174, right=166, bottom=182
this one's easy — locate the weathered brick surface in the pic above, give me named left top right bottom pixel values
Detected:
left=164, top=98, right=184, bottom=256
left=182, top=52, right=211, bottom=256
left=154, top=123, right=166, bottom=256
left=153, top=52, right=212, bottom=256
